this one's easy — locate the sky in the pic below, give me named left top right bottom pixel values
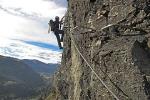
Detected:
left=0, top=0, right=67, bottom=64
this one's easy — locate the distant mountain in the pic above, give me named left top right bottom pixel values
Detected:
left=0, top=55, right=46, bottom=99
left=22, top=59, right=59, bottom=76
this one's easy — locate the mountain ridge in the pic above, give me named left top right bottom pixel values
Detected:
left=0, top=55, right=58, bottom=99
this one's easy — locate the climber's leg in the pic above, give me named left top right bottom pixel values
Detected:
left=59, top=30, right=64, bottom=42
left=54, top=30, right=63, bottom=49
left=56, top=29, right=64, bottom=42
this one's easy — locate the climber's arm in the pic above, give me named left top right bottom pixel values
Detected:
left=60, top=17, right=65, bottom=29
left=61, top=16, right=65, bottom=23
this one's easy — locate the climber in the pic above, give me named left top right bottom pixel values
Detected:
left=48, top=16, right=64, bottom=49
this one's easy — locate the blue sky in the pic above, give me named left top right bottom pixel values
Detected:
left=23, top=41, right=61, bottom=51
left=0, top=0, right=67, bottom=63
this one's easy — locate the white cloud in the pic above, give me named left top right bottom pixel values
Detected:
left=0, top=9, right=58, bottom=45
left=0, top=38, right=61, bottom=64
left=0, top=0, right=67, bottom=63
left=0, top=0, right=67, bottom=18
left=0, top=0, right=67, bottom=46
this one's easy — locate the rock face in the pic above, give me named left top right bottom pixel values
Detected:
left=47, top=0, right=150, bottom=100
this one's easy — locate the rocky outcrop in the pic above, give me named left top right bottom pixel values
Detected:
left=46, top=0, right=150, bottom=100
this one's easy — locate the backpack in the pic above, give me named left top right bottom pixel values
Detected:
left=49, top=20, right=55, bottom=31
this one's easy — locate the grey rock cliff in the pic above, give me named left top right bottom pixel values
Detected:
left=46, top=0, right=150, bottom=100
